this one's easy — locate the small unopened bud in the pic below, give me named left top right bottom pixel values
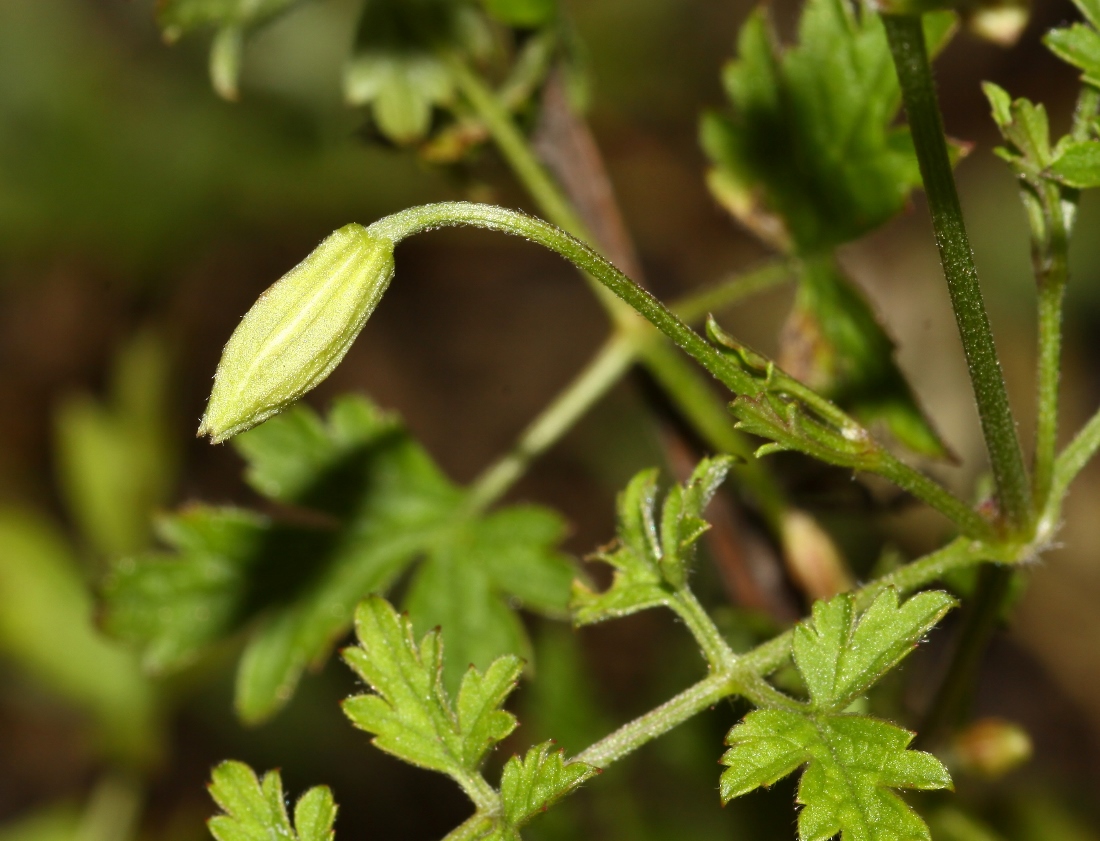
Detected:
left=199, top=224, right=395, bottom=443
left=780, top=509, right=853, bottom=601
left=952, top=717, right=1032, bottom=778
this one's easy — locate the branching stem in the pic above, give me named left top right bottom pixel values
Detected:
left=571, top=536, right=1018, bottom=770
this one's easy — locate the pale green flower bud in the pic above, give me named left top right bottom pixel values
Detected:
left=199, top=224, right=395, bottom=443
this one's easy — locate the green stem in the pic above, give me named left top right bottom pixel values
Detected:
left=1049, top=406, right=1100, bottom=519
left=671, top=589, right=738, bottom=671
left=738, top=537, right=1013, bottom=678
left=1072, top=85, right=1100, bottom=143
left=638, top=339, right=786, bottom=524
left=448, top=59, right=590, bottom=242
left=1032, top=180, right=1069, bottom=512
left=875, top=452, right=996, bottom=541
left=464, top=259, right=796, bottom=515
left=1034, top=84, right=1100, bottom=507
left=572, top=671, right=735, bottom=768
left=451, top=62, right=799, bottom=528
left=374, top=203, right=984, bottom=537
left=671, top=261, right=794, bottom=325
left=571, top=536, right=1015, bottom=770
left=75, top=774, right=143, bottom=841
left=465, top=334, right=636, bottom=513
left=884, top=14, right=1032, bottom=532
left=370, top=203, right=759, bottom=398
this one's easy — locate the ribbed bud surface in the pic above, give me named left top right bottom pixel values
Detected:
left=199, top=224, right=395, bottom=443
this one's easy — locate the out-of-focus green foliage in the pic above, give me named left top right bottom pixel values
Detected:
left=0, top=510, right=159, bottom=765
left=781, top=256, right=950, bottom=458
left=1045, top=0, right=1100, bottom=87
left=104, top=396, right=576, bottom=722
left=0, top=0, right=435, bottom=275
left=55, top=332, right=177, bottom=559
left=700, top=0, right=953, bottom=254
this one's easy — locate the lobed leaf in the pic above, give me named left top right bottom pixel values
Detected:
left=104, top=396, right=575, bottom=722
left=571, top=458, right=733, bottom=625
left=207, top=761, right=336, bottom=841
left=720, top=709, right=952, bottom=841
left=720, top=589, right=956, bottom=840
left=341, top=596, right=521, bottom=787
left=1045, top=23, right=1100, bottom=87
left=1050, top=140, right=1100, bottom=189
left=701, top=0, right=955, bottom=254
left=498, top=742, right=599, bottom=832
left=793, top=588, right=957, bottom=710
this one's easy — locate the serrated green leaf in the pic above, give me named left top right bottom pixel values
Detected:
left=701, top=0, right=956, bottom=253
left=104, top=395, right=574, bottom=723
left=207, top=761, right=336, bottom=841
left=341, top=596, right=521, bottom=793
left=793, top=588, right=956, bottom=710
left=1045, top=23, right=1100, bottom=87
left=499, top=742, right=599, bottom=828
left=571, top=457, right=733, bottom=625
left=1050, top=140, right=1100, bottom=188
left=720, top=589, right=956, bottom=840
left=721, top=709, right=952, bottom=841
left=780, top=256, right=950, bottom=459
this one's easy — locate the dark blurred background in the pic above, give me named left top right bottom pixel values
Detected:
left=1, top=0, right=1099, bottom=838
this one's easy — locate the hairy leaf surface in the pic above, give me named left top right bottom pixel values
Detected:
left=720, top=589, right=955, bottom=840
left=207, top=761, right=336, bottom=841
left=341, top=596, right=521, bottom=786
left=721, top=710, right=951, bottom=841
left=571, top=457, right=732, bottom=624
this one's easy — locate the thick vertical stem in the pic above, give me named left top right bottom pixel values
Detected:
left=884, top=15, right=1032, bottom=532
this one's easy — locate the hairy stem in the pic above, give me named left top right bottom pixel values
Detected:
left=1049, top=407, right=1100, bottom=520
left=874, top=453, right=996, bottom=541
left=639, top=340, right=785, bottom=523
left=672, top=589, right=738, bottom=671
left=373, top=203, right=984, bottom=536
left=371, top=203, right=758, bottom=397
left=573, top=672, right=735, bottom=768
left=1035, top=85, right=1100, bottom=509
left=571, top=536, right=1016, bottom=769
left=884, top=14, right=1032, bottom=532
left=448, top=58, right=590, bottom=244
